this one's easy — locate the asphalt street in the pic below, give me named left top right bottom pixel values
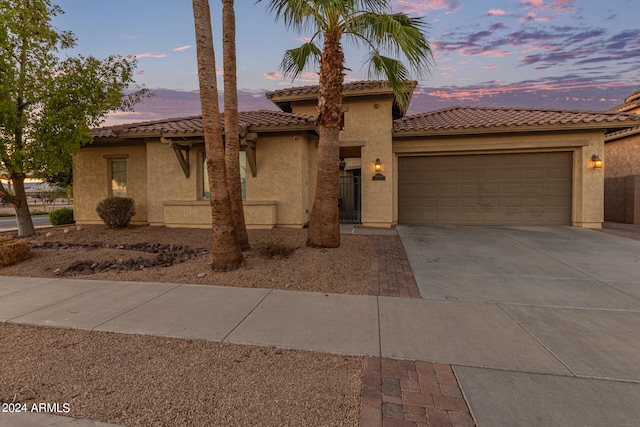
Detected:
left=0, top=215, right=51, bottom=230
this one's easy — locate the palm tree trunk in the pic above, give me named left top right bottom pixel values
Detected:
left=192, top=0, right=243, bottom=271
left=11, top=174, right=36, bottom=237
left=222, top=0, right=249, bottom=250
left=306, top=31, right=344, bottom=248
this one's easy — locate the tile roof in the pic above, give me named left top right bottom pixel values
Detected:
left=607, top=89, right=640, bottom=113
left=265, top=80, right=412, bottom=99
left=605, top=126, right=640, bottom=142
left=92, top=110, right=315, bottom=139
left=394, top=106, right=640, bottom=134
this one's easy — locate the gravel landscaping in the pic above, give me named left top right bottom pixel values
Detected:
left=0, top=225, right=371, bottom=426
left=1, top=225, right=371, bottom=295
left=0, top=323, right=363, bottom=426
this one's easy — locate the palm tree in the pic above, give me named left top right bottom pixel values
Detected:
left=192, top=0, right=243, bottom=270
left=222, top=0, right=250, bottom=250
left=258, top=0, right=432, bottom=248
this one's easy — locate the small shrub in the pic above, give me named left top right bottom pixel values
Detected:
left=253, top=240, right=297, bottom=259
left=96, top=197, right=136, bottom=228
left=0, top=236, right=32, bottom=267
left=48, top=208, right=75, bottom=226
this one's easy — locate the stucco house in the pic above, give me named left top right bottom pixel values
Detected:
left=604, top=89, right=640, bottom=224
left=75, top=81, right=640, bottom=230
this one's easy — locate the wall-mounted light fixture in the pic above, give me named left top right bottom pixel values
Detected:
left=373, top=158, right=386, bottom=180
left=591, top=154, right=603, bottom=169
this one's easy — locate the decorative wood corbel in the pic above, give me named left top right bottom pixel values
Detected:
left=162, top=137, right=190, bottom=178
left=240, top=132, right=258, bottom=177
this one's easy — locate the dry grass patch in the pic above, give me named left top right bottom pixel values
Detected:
left=252, top=239, right=298, bottom=259
left=0, top=236, right=32, bottom=267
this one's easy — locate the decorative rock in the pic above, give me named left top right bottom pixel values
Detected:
left=63, top=228, right=69, bottom=233
left=197, top=272, right=206, bottom=278
left=46, top=232, right=52, bottom=237
left=76, top=226, right=82, bottom=231
left=37, top=240, right=209, bottom=276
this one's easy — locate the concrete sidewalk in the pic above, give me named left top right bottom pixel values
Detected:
left=0, top=275, right=579, bottom=373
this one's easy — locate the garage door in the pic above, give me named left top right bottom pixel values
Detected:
left=398, top=152, right=572, bottom=225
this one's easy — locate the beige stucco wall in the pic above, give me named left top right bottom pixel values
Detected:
left=162, top=200, right=277, bottom=229
left=246, top=132, right=313, bottom=227
left=147, top=141, right=199, bottom=225
left=393, top=130, right=605, bottom=228
left=341, top=98, right=395, bottom=227
left=73, top=144, right=148, bottom=225
left=291, top=95, right=396, bottom=227
left=605, top=134, right=640, bottom=178
left=603, top=112, right=640, bottom=224
left=75, top=132, right=315, bottom=229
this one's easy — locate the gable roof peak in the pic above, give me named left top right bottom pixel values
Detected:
left=265, top=80, right=417, bottom=119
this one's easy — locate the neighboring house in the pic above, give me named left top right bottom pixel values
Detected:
left=604, top=89, right=640, bottom=224
left=75, top=81, right=640, bottom=229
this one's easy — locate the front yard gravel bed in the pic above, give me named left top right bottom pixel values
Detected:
left=0, top=323, right=363, bottom=426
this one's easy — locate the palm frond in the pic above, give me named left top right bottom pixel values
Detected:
left=256, top=0, right=321, bottom=33
left=366, top=53, right=412, bottom=107
left=348, top=12, right=433, bottom=78
left=281, top=42, right=322, bottom=80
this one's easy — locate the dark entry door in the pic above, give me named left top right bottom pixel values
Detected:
left=339, top=175, right=361, bottom=223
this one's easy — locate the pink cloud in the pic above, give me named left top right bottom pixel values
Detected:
left=263, top=72, right=283, bottom=80
left=518, top=12, right=553, bottom=22
left=264, top=71, right=318, bottom=83
left=135, top=52, right=168, bottom=59
left=136, top=70, right=146, bottom=75
left=483, top=65, right=497, bottom=69
left=522, top=0, right=575, bottom=13
left=120, top=35, right=139, bottom=39
left=487, top=9, right=506, bottom=16
left=173, top=45, right=193, bottom=52
left=426, top=80, right=634, bottom=106
left=392, top=0, right=461, bottom=15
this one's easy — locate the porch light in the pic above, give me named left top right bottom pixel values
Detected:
left=373, top=158, right=386, bottom=181
left=591, top=154, right=603, bottom=169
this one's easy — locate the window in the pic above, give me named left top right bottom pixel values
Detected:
left=203, top=151, right=246, bottom=199
left=110, top=160, right=127, bottom=197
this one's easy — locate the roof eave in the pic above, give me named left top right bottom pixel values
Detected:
left=393, top=121, right=640, bottom=138
left=605, top=126, right=640, bottom=142
left=92, top=124, right=317, bottom=142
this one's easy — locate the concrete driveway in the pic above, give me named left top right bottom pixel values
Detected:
left=396, top=225, right=640, bottom=427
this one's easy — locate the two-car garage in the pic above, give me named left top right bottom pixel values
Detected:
left=398, top=152, right=573, bottom=226
left=389, top=105, right=640, bottom=229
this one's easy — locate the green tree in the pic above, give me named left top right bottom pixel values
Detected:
left=259, top=0, right=432, bottom=247
left=192, top=0, right=243, bottom=270
left=0, top=0, right=147, bottom=236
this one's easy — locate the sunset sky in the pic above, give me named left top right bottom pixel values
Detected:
left=52, top=0, right=640, bottom=125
